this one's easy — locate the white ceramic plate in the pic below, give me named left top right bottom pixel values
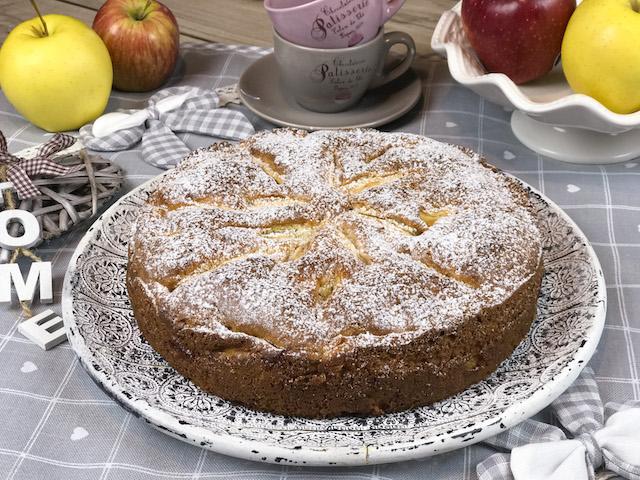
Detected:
left=62, top=172, right=606, bottom=466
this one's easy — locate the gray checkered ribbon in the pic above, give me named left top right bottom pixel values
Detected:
left=0, top=131, right=76, bottom=200
left=79, top=85, right=255, bottom=168
left=478, top=367, right=640, bottom=480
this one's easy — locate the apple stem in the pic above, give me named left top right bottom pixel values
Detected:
left=29, top=0, right=49, bottom=36
left=632, top=0, right=639, bottom=12
left=132, top=0, right=153, bottom=21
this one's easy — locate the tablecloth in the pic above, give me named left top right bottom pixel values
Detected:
left=0, top=42, right=637, bottom=480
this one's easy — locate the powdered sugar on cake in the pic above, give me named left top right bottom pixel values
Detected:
left=129, top=129, right=542, bottom=355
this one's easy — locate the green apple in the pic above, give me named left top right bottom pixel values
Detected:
left=0, top=14, right=113, bottom=132
left=562, top=0, right=640, bottom=114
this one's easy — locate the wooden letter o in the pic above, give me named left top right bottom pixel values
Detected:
left=0, top=209, right=41, bottom=249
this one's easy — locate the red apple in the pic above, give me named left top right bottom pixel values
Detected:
left=461, top=0, right=575, bottom=84
left=93, top=0, right=179, bottom=92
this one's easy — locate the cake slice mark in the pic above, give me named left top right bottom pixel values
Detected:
left=364, top=144, right=391, bottom=163
left=281, top=228, right=320, bottom=261
left=168, top=238, right=312, bottom=291
left=217, top=346, right=251, bottom=357
left=338, top=224, right=372, bottom=265
left=156, top=197, right=236, bottom=212
left=258, top=221, right=317, bottom=240
left=221, top=322, right=285, bottom=349
left=167, top=229, right=319, bottom=291
left=328, top=150, right=344, bottom=187
left=313, top=262, right=352, bottom=302
left=165, top=252, right=259, bottom=291
left=314, top=271, right=345, bottom=301
left=245, top=194, right=310, bottom=208
left=151, top=194, right=312, bottom=213
left=354, top=205, right=425, bottom=236
left=418, top=255, right=480, bottom=289
left=258, top=219, right=326, bottom=262
left=340, top=170, right=406, bottom=194
left=339, top=324, right=396, bottom=337
left=250, top=148, right=285, bottom=184
left=419, top=209, right=449, bottom=226
left=284, top=240, right=314, bottom=261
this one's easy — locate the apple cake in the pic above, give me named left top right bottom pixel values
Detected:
left=127, top=128, right=543, bottom=418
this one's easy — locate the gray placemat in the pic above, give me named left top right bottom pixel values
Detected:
left=0, top=43, right=637, bottom=480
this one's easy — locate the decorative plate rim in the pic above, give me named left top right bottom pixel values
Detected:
left=430, top=1, right=640, bottom=130
left=61, top=171, right=606, bottom=466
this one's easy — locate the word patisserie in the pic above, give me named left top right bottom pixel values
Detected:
left=265, top=0, right=405, bottom=49
left=312, top=0, right=369, bottom=44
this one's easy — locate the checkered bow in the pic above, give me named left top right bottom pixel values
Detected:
left=79, top=85, right=255, bottom=169
left=0, top=131, right=77, bottom=200
left=478, top=367, right=640, bottom=480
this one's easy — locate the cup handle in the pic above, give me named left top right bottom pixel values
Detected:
left=382, top=0, right=406, bottom=23
left=370, top=31, right=416, bottom=89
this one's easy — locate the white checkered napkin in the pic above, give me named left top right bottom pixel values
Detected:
left=477, top=367, right=640, bottom=480
left=79, top=85, right=255, bottom=168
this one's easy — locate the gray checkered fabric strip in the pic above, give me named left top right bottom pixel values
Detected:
left=483, top=419, right=565, bottom=451
left=80, top=122, right=143, bottom=151
left=80, top=85, right=255, bottom=168
left=477, top=454, right=513, bottom=480
left=477, top=367, right=640, bottom=480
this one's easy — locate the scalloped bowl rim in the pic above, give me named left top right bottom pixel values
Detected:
left=431, top=2, right=640, bottom=130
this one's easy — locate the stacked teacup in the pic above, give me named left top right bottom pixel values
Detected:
left=265, top=0, right=415, bottom=113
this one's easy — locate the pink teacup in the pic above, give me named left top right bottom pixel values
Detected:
left=264, top=0, right=406, bottom=49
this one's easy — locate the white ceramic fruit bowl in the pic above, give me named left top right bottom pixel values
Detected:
left=431, top=2, right=640, bottom=164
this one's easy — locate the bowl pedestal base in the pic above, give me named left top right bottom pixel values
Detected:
left=511, top=111, right=640, bottom=165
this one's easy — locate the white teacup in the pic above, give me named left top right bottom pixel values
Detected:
left=274, top=28, right=416, bottom=113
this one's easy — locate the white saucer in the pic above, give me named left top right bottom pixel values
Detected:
left=239, top=53, right=422, bottom=130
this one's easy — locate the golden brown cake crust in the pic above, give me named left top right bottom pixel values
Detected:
left=127, top=129, right=543, bottom=418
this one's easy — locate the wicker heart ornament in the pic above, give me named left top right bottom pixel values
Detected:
left=0, top=138, right=123, bottom=262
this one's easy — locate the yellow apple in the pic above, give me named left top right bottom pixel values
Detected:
left=0, top=14, right=113, bottom=132
left=562, top=0, right=640, bottom=114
